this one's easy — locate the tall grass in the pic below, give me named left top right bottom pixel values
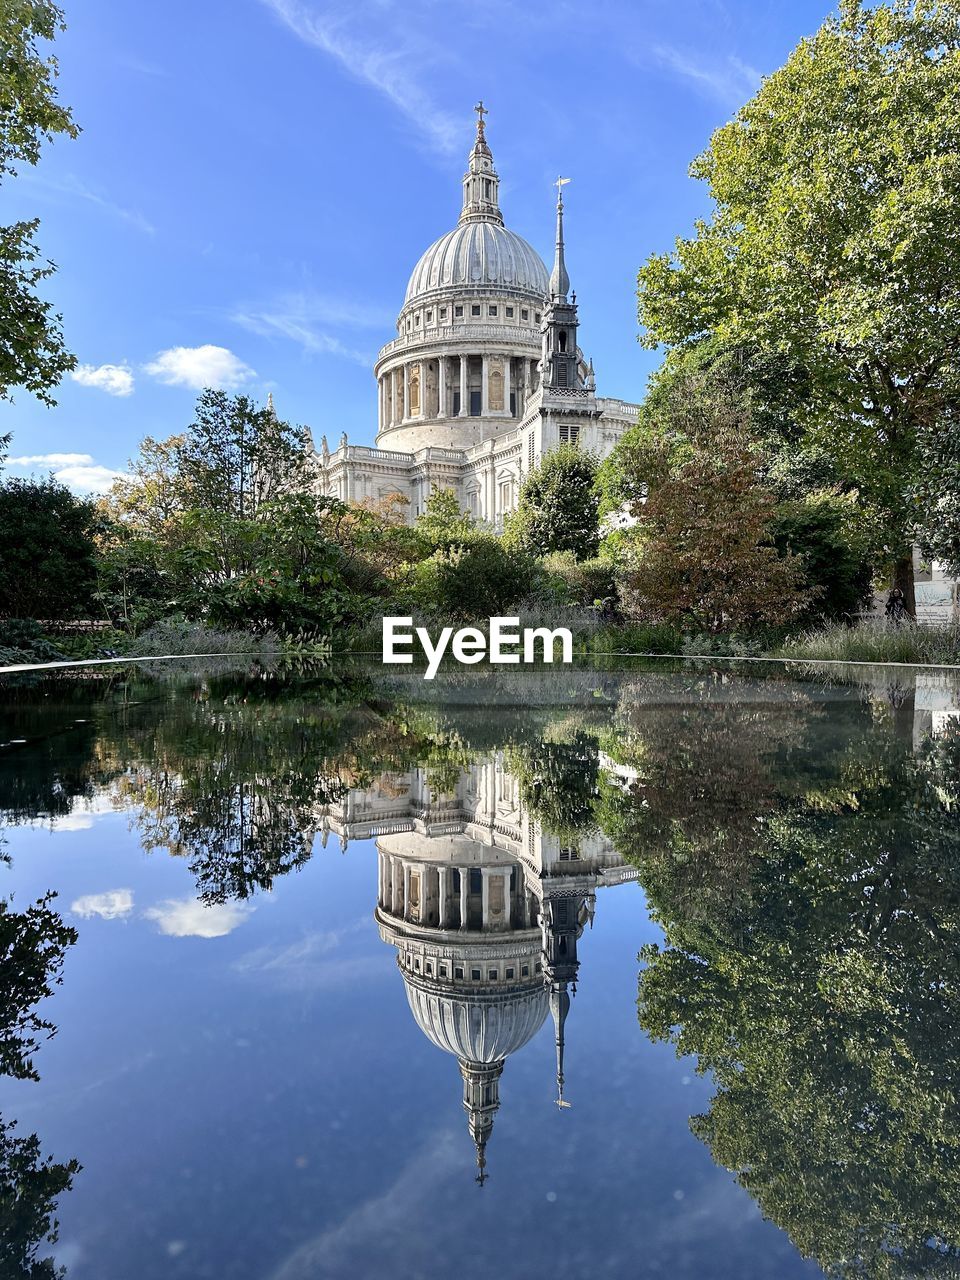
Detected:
left=775, top=620, right=960, bottom=666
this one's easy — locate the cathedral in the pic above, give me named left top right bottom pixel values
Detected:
left=313, top=105, right=641, bottom=525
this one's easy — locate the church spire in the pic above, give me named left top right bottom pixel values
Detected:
left=549, top=176, right=571, bottom=301
left=460, top=102, right=503, bottom=226
left=550, top=984, right=572, bottom=1108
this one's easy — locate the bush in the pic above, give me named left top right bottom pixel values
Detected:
left=411, top=535, right=537, bottom=620
left=775, top=620, right=960, bottom=666
left=0, top=620, right=65, bottom=667
left=127, top=618, right=281, bottom=658
left=540, top=552, right=617, bottom=609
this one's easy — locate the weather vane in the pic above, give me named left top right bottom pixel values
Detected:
left=555, top=174, right=571, bottom=204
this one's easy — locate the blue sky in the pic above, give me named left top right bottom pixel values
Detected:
left=2, top=0, right=832, bottom=493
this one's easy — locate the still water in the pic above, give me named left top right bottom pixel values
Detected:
left=0, top=661, right=957, bottom=1280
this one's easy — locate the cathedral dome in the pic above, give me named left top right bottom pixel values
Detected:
left=405, top=221, right=548, bottom=306
left=403, top=976, right=549, bottom=1064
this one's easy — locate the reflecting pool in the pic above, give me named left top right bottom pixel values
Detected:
left=0, top=661, right=958, bottom=1279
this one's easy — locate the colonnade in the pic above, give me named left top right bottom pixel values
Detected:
left=377, top=853, right=538, bottom=932
left=378, top=354, right=540, bottom=432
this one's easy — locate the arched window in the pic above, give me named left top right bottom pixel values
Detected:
left=558, top=331, right=567, bottom=352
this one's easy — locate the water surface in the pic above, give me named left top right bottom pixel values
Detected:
left=1, top=661, right=957, bottom=1279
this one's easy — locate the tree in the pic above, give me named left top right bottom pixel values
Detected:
left=771, top=490, right=875, bottom=623
left=613, top=369, right=809, bottom=634
left=637, top=0, right=960, bottom=613
left=0, top=1, right=79, bottom=403
left=177, top=390, right=313, bottom=524
left=0, top=873, right=80, bottom=1279
left=505, top=445, right=600, bottom=559
left=415, top=487, right=475, bottom=551
left=0, top=478, right=98, bottom=620
left=627, top=710, right=960, bottom=1278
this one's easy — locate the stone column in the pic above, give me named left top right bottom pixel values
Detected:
left=403, top=863, right=411, bottom=922
left=481, top=354, right=489, bottom=417
left=459, top=868, right=469, bottom=930
left=502, top=870, right=512, bottom=927
left=503, top=358, right=512, bottom=417
left=481, top=868, right=491, bottom=931
left=403, top=364, right=410, bottom=422
left=459, top=354, right=468, bottom=416
left=438, top=866, right=449, bottom=928
left=392, top=369, right=399, bottom=427
left=438, top=356, right=446, bottom=419
left=390, top=856, right=399, bottom=914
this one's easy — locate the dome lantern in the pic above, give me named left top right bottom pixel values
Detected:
left=460, top=101, right=503, bottom=227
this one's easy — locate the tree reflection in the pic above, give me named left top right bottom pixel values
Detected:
left=0, top=855, right=80, bottom=1279
left=622, top=696, right=960, bottom=1276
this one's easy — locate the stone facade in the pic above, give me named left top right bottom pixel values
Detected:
left=313, top=107, right=641, bottom=527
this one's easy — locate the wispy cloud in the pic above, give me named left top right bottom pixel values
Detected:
left=232, top=291, right=386, bottom=365
left=23, top=171, right=155, bottom=234
left=144, top=344, right=256, bottom=390
left=72, top=363, right=135, bottom=397
left=652, top=45, right=761, bottom=107
left=6, top=452, right=123, bottom=494
left=259, top=0, right=462, bottom=154
left=8, top=452, right=95, bottom=468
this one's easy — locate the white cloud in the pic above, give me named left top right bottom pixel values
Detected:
left=260, top=0, right=461, bottom=154
left=652, top=46, right=762, bottom=107
left=5, top=453, right=123, bottom=494
left=71, top=363, right=135, bottom=397
left=53, top=463, right=124, bottom=494
left=144, top=897, right=253, bottom=939
left=144, top=344, right=256, bottom=390
left=71, top=889, right=134, bottom=920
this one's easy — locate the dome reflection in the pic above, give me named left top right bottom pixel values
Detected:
left=321, top=751, right=637, bottom=1181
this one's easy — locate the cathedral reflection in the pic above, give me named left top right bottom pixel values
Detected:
left=318, top=753, right=637, bottom=1181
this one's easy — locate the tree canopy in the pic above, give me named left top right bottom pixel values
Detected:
left=637, top=0, right=960, bottom=605
left=0, top=1, right=78, bottom=404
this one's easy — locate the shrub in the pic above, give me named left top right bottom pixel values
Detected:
left=541, top=551, right=617, bottom=609
left=775, top=620, right=960, bottom=667
left=411, top=535, right=537, bottom=620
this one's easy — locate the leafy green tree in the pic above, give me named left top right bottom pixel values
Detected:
left=625, top=704, right=960, bottom=1277
left=415, top=487, right=475, bottom=551
left=0, top=478, right=98, bottom=620
left=505, top=445, right=599, bottom=560
left=177, top=390, right=312, bottom=523
left=0, top=1, right=79, bottom=404
left=612, top=369, right=809, bottom=634
left=771, top=490, right=875, bottom=623
left=0, top=1117, right=79, bottom=1279
left=0, top=868, right=80, bottom=1279
left=914, top=405, right=960, bottom=576
left=637, top=0, right=960, bottom=611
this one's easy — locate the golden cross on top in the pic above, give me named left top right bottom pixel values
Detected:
left=474, top=101, right=488, bottom=131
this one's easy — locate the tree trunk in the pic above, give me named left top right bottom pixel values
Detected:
left=894, top=553, right=916, bottom=618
